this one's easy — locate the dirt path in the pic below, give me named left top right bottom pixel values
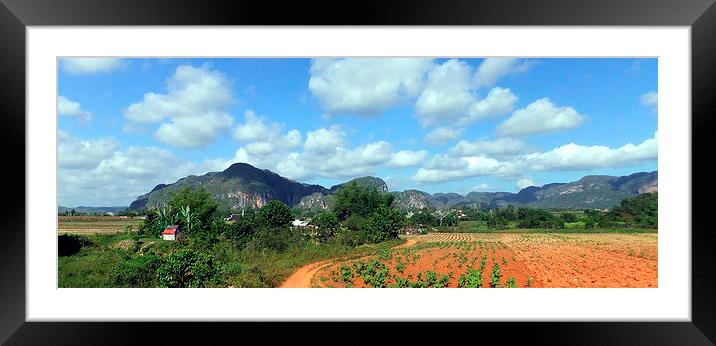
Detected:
left=279, top=238, right=418, bottom=288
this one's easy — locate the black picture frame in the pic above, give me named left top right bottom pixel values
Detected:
left=1, top=0, right=714, bottom=344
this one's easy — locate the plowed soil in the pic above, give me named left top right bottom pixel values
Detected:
left=310, top=233, right=657, bottom=288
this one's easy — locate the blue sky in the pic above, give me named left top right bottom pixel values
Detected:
left=58, top=57, right=657, bottom=207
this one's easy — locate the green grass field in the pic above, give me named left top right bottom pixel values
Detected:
left=58, top=231, right=405, bottom=288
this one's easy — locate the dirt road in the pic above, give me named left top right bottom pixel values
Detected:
left=279, top=238, right=417, bottom=288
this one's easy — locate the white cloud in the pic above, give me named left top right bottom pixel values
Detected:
left=498, top=98, right=584, bottom=136
left=59, top=140, right=228, bottom=206
left=525, top=131, right=658, bottom=171
left=415, top=59, right=474, bottom=126
left=57, top=96, right=92, bottom=122
left=304, top=126, right=345, bottom=153
left=474, top=58, right=532, bottom=88
left=415, top=60, right=518, bottom=127
left=61, top=58, right=124, bottom=75
left=124, top=64, right=234, bottom=149
left=641, top=91, right=658, bottom=112
left=516, top=177, right=536, bottom=190
left=412, top=133, right=657, bottom=183
left=449, top=137, right=532, bottom=157
left=232, top=110, right=302, bottom=157
left=58, top=131, right=118, bottom=169
left=387, top=150, right=429, bottom=168
left=234, top=110, right=281, bottom=142
left=413, top=155, right=519, bottom=183
left=425, top=127, right=463, bottom=145
left=470, top=183, right=492, bottom=192
left=309, top=58, right=432, bottom=116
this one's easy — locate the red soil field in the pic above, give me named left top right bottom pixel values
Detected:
left=310, top=233, right=657, bottom=288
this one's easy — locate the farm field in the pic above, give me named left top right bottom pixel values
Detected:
left=58, top=216, right=143, bottom=234
left=312, top=232, right=658, bottom=288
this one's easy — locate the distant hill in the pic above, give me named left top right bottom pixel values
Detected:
left=129, top=162, right=326, bottom=211
left=390, top=171, right=658, bottom=210
left=128, top=162, right=657, bottom=212
left=58, top=206, right=127, bottom=214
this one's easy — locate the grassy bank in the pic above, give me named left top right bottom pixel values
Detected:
left=58, top=233, right=404, bottom=288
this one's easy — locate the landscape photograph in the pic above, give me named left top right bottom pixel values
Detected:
left=57, top=57, right=658, bottom=288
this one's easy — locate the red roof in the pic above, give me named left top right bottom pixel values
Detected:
left=162, top=225, right=179, bottom=235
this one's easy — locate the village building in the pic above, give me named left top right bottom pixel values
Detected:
left=162, top=225, right=181, bottom=241
left=291, top=219, right=310, bottom=227
left=224, top=214, right=241, bottom=222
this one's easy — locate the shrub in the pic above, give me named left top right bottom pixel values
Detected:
left=247, top=227, right=299, bottom=253
left=313, top=211, right=340, bottom=243
left=58, top=234, right=92, bottom=257
left=156, top=250, right=221, bottom=288
left=167, top=186, right=219, bottom=233
left=257, top=200, right=293, bottom=229
left=107, top=254, right=163, bottom=287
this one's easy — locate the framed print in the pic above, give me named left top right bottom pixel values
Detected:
left=2, top=0, right=715, bottom=344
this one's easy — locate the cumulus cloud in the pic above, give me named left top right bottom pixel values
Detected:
left=234, top=110, right=281, bottom=142
left=413, top=155, right=520, bottom=183
left=498, top=98, right=584, bottom=136
left=516, top=177, right=536, bottom=190
left=641, top=91, right=658, bottom=112
left=471, top=183, right=492, bottom=192
left=415, top=59, right=518, bottom=127
left=57, top=96, right=92, bottom=122
left=58, top=133, right=227, bottom=206
left=58, top=131, right=118, bottom=169
left=387, top=150, right=429, bottom=168
left=304, top=126, right=345, bottom=153
left=412, top=132, right=657, bottom=183
left=525, top=131, right=658, bottom=171
left=309, top=58, right=432, bottom=116
left=61, top=58, right=124, bottom=75
left=474, top=58, right=533, bottom=88
left=233, top=110, right=301, bottom=156
left=124, top=64, right=234, bottom=149
left=425, top=127, right=463, bottom=145
left=449, top=137, right=533, bottom=157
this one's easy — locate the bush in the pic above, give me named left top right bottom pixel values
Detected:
left=167, top=186, right=219, bottom=234
left=156, top=250, right=221, bottom=288
left=313, top=211, right=340, bottom=243
left=247, top=227, right=298, bottom=253
left=225, top=208, right=257, bottom=248
left=560, top=212, right=578, bottom=223
left=58, top=234, right=92, bottom=257
left=257, top=200, right=293, bottom=229
left=333, top=182, right=393, bottom=220
left=107, top=254, right=163, bottom=287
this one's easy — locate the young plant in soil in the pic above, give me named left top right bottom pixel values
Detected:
left=489, top=263, right=502, bottom=288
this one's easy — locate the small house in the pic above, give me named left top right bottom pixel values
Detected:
left=291, top=219, right=310, bottom=227
left=162, top=225, right=181, bottom=241
left=224, top=214, right=241, bottom=222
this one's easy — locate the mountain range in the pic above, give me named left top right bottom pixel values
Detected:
left=125, top=162, right=657, bottom=212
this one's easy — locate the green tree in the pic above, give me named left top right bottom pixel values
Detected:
left=225, top=208, right=257, bottom=247
left=560, top=212, right=578, bottom=223
left=167, top=186, right=218, bottom=233
left=365, top=206, right=404, bottom=243
left=107, top=254, right=163, bottom=287
left=156, top=250, right=221, bottom=288
left=313, top=211, right=340, bottom=243
left=333, top=182, right=393, bottom=220
left=257, top=200, right=293, bottom=229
